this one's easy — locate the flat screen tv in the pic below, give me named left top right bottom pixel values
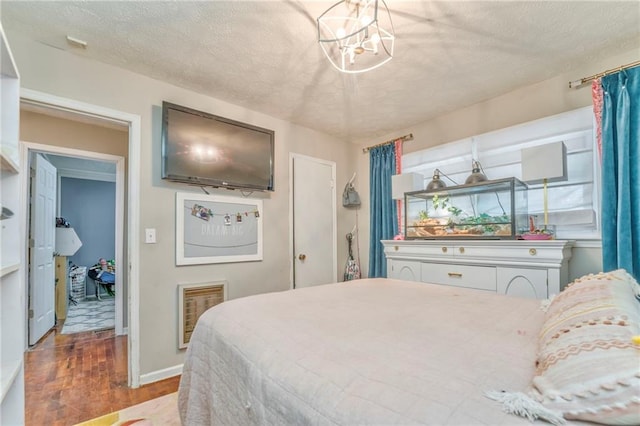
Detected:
left=161, top=101, right=275, bottom=191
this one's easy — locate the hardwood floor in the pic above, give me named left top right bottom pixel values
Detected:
left=24, top=322, right=180, bottom=425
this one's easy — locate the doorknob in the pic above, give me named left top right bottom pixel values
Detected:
left=298, top=254, right=307, bottom=261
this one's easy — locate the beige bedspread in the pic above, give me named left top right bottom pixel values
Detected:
left=178, top=278, right=554, bottom=425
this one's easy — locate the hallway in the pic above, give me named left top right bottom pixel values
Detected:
left=60, top=298, right=115, bottom=335
left=25, top=323, right=179, bottom=425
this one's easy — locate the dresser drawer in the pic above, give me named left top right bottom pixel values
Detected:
left=421, top=262, right=497, bottom=291
left=386, top=242, right=453, bottom=259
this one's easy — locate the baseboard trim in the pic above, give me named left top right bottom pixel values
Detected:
left=139, top=364, right=183, bottom=386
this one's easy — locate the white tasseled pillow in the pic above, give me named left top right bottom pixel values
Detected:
left=533, top=269, right=640, bottom=425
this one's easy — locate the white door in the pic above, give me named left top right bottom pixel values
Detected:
left=29, top=154, right=57, bottom=345
left=292, top=154, right=336, bottom=288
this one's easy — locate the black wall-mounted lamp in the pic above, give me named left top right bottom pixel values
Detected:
left=426, top=169, right=446, bottom=191
left=426, top=169, right=458, bottom=191
left=464, top=160, right=488, bottom=184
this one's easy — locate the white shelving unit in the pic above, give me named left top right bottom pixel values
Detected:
left=0, top=24, right=19, bottom=169
left=0, top=263, right=20, bottom=278
left=0, top=23, right=25, bottom=425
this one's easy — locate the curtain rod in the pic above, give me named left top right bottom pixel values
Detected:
left=569, top=60, right=640, bottom=89
left=362, top=133, right=413, bottom=153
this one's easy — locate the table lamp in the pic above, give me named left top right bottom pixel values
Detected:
left=392, top=173, right=423, bottom=200
left=391, top=173, right=423, bottom=237
left=54, top=227, right=83, bottom=319
left=55, top=227, right=83, bottom=256
left=521, top=141, right=567, bottom=235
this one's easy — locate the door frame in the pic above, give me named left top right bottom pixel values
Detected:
left=24, top=143, right=125, bottom=334
left=19, top=88, right=142, bottom=388
left=288, top=153, right=337, bottom=289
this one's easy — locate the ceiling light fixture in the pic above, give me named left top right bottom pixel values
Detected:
left=317, top=0, right=395, bottom=74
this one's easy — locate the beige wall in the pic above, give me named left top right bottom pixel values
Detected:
left=20, top=110, right=128, bottom=157
left=9, top=33, right=356, bottom=377
left=569, top=244, right=603, bottom=282
left=352, top=47, right=640, bottom=280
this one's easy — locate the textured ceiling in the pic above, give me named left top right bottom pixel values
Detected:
left=2, top=1, right=639, bottom=143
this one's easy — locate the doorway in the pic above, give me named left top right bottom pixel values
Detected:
left=290, top=153, right=337, bottom=288
left=19, top=88, right=142, bottom=387
left=25, top=144, right=125, bottom=344
left=45, top=153, right=118, bottom=336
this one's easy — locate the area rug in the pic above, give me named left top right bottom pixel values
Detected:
left=61, top=298, right=115, bottom=334
left=75, top=392, right=179, bottom=426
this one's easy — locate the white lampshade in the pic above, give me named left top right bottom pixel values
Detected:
left=391, top=173, right=423, bottom=200
left=521, top=141, right=567, bottom=183
left=55, top=227, right=83, bottom=256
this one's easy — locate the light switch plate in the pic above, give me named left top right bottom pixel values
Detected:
left=145, top=228, right=156, bottom=244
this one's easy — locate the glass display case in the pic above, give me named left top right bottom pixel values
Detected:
left=404, top=177, right=528, bottom=239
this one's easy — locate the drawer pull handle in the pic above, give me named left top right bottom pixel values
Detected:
left=459, top=247, right=465, bottom=254
left=529, top=248, right=537, bottom=256
left=394, top=246, right=399, bottom=251
left=442, top=247, right=448, bottom=253
left=448, top=272, right=463, bottom=278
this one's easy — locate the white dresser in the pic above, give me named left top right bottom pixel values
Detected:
left=382, top=239, right=574, bottom=299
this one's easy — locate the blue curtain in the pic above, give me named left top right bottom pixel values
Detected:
left=601, top=66, right=640, bottom=279
left=369, top=144, right=397, bottom=277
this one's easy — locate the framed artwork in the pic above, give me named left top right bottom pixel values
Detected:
left=176, top=192, right=263, bottom=265
left=177, top=281, right=227, bottom=348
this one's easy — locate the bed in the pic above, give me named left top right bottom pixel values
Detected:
left=179, top=272, right=640, bottom=425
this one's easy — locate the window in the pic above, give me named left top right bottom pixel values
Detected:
left=403, top=106, right=599, bottom=239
